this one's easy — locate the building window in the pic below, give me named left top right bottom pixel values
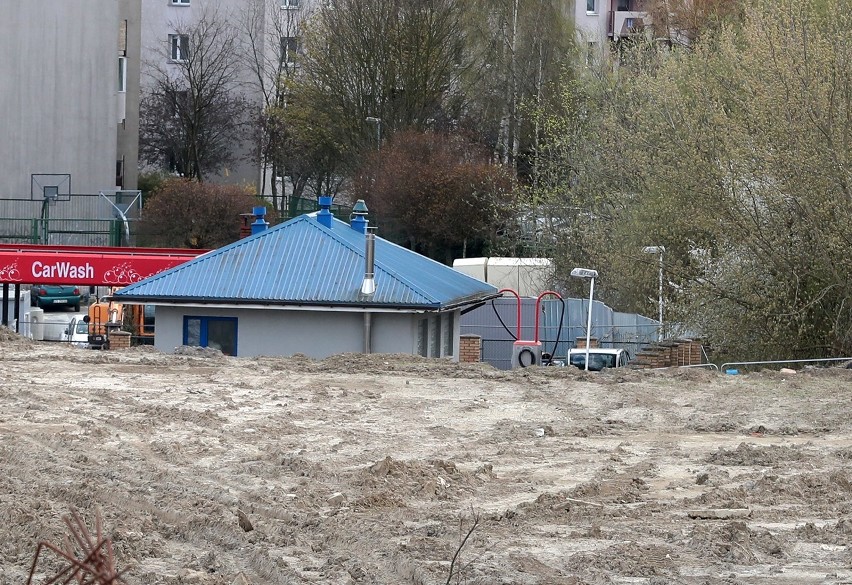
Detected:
left=184, top=316, right=238, bottom=356
left=169, top=34, right=190, bottom=61
left=586, top=0, right=597, bottom=13
left=616, top=0, right=630, bottom=9
left=118, top=57, right=127, bottom=92
left=280, top=36, right=299, bottom=65
left=171, top=0, right=190, bottom=5
left=141, top=305, right=155, bottom=336
left=281, top=0, right=299, bottom=8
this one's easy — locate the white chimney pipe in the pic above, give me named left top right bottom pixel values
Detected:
left=361, top=232, right=376, bottom=295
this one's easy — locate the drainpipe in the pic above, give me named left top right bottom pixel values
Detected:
left=364, top=312, right=372, bottom=354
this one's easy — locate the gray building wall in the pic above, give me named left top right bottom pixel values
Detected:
left=119, top=0, right=142, bottom=191
left=152, top=305, right=461, bottom=360
left=0, top=0, right=136, bottom=200
left=140, top=0, right=267, bottom=190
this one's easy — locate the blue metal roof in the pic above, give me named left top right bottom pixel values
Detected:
left=113, top=214, right=498, bottom=310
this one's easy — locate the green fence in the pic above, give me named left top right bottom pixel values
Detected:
left=283, top=196, right=353, bottom=222
left=0, top=218, right=128, bottom=246
left=0, top=196, right=354, bottom=246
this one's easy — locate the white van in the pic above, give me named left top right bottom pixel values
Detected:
left=63, top=317, right=90, bottom=348
left=565, top=348, right=630, bottom=371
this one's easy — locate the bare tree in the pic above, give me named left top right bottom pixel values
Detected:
left=462, top=0, right=575, bottom=175
left=355, top=130, right=515, bottom=263
left=239, top=0, right=307, bottom=210
left=136, top=178, right=274, bottom=249
left=140, top=7, right=249, bottom=182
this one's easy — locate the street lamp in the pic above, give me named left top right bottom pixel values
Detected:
left=570, top=267, right=598, bottom=371
left=365, top=116, right=382, bottom=150
left=642, top=245, right=665, bottom=341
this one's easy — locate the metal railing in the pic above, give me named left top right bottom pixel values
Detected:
left=720, top=357, right=852, bottom=372
left=648, top=363, right=719, bottom=371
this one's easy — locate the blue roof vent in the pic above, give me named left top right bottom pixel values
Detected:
left=317, top=196, right=334, bottom=228
left=251, top=206, right=269, bottom=235
left=350, top=199, right=369, bottom=234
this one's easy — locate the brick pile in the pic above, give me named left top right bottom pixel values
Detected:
left=632, top=339, right=705, bottom=369
left=459, top=334, right=481, bottom=363
left=108, top=330, right=132, bottom=350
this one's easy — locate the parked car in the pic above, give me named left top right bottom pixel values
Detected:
left=30, top=284, right=82, bottom=311
left=63, top=317, right=90, bottom=348
left=565, top=348, right=630, bottom=371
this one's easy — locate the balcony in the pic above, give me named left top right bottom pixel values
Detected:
left=611, top=11, right=648, bottom=39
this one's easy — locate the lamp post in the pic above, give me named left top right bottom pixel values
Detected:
left=570, top=267, right=598, bottom=371
left=365, top=116, right=382, bottom=150
left=642, top=245, right=665, bottom=341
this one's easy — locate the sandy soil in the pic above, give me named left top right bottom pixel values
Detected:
left=2, top=328, right=852, bottom=585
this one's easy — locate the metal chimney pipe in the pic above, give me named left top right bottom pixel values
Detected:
left=361, top=232, right=376, bottom=295
left=317, top=196, right=334, bottom=228
left=251, top=206, right=269, bottom=235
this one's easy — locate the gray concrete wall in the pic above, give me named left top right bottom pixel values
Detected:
left=0, top=0, right=122, bottom=198
left=152, top=305, right=461, bottom=360
left=119, top=0, right=142, bottom=190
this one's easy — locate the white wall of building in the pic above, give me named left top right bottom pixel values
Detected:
left=0, top=0, right=123, bottom=198
left=574, top=0, right=610, bottom=47
left=152, top=305, right=461, bottom=360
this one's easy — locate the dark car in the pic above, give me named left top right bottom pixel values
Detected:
left=30, top=285, right=82, bottom=311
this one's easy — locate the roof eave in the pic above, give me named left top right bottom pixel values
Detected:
left=111, top=291, right=499, bottom=312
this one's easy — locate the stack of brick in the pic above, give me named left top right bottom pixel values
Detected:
left=633, top=339, right=705, bottom=369
left=632, top=347, right=671, bottom=369
left=108, top=331, right=131, bottom=350
left=575, top=337, right=600, bottom=349
left=676, top=340, right=703, bottom=365
left=459, top=334, right=481, bottom=363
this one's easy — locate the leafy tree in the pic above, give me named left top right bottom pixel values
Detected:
left=239, top=0, right=306, bottom=210
left=137, top=179, right=274, bottom=249
left=288, top=0, right=472, bottom=170
left=139, top=7, right=249, bottom=182
left=462, top=0, right=575, bottom=175
left=355, top=130, right=515, bottom=263
left=644, top=0, right=745, bottom=46
left=542, top=0, right=852, bottom=359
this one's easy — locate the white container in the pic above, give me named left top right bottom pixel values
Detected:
left=29, top=308, right=44, bottom=341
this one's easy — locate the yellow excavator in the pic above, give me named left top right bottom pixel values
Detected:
left=85, top=291, right=124, bottom=350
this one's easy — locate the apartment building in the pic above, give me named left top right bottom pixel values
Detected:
left=574, top=0, right=653, bottom=52
left=140, top=0, right=307, bottom=193
left=0, top=0, right=141, bottom=206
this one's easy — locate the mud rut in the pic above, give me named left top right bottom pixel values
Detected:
left=1, top=333, right=851, bottom=584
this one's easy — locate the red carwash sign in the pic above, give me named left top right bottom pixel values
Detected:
left=0, top=244, right=205, bottom=286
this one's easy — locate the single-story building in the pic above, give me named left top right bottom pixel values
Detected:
left=112, top=199, right=499, bottom=359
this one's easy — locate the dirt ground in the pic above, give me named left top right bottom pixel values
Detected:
left=2, top=329, right=852, bottom=585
